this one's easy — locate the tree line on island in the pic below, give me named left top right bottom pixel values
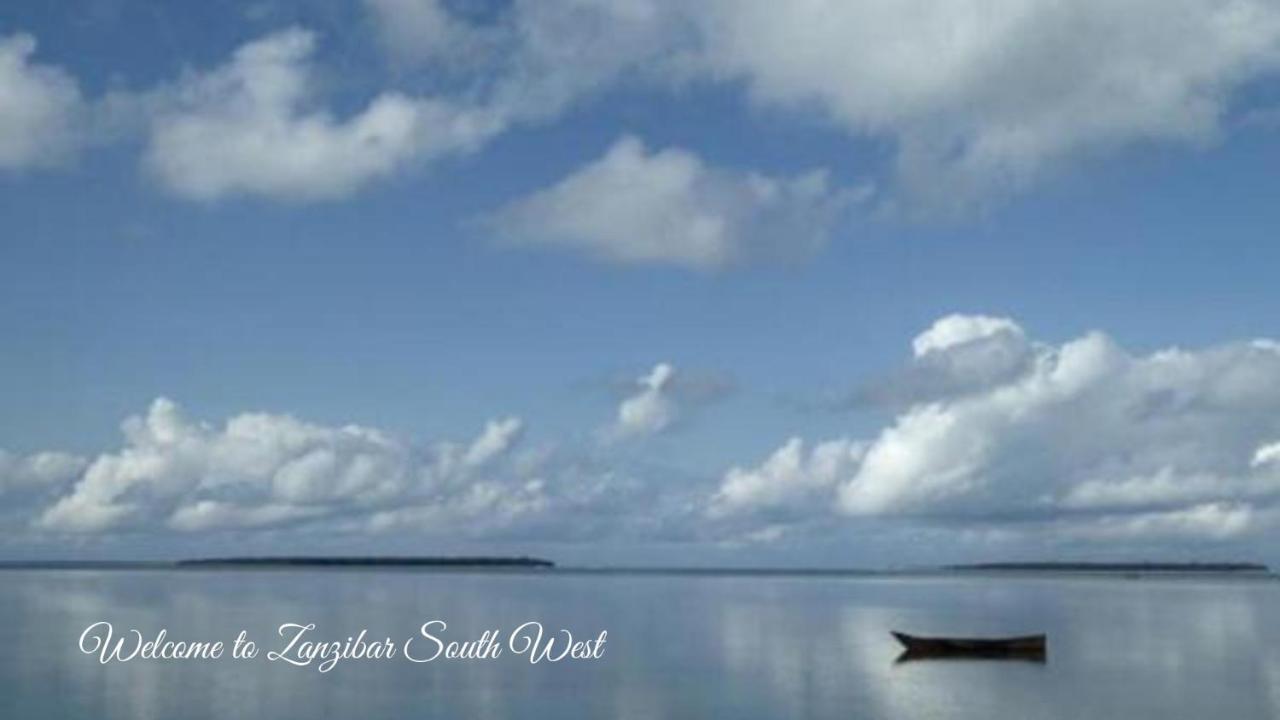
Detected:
left=946, top=561, right=1268, bottom=573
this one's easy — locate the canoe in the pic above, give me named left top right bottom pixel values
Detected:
left=891, top=631, right=1046, bottom=658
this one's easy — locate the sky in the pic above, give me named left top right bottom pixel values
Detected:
left=3, top=0, right=1280, bottom=567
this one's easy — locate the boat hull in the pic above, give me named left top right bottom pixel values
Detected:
left=891, top=631, right=1046, bottom=660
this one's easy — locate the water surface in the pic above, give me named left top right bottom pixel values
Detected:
left=1, top=569, right=1277, bottom=719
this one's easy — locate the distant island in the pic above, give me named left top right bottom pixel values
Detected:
left=175, top=556, right=555, bottom=568
left=948, top=562, right=1269, bottom=573
left=0, top=556, right=556, bottom=570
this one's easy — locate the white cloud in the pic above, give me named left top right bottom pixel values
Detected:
left=34, top=397, right=536, bottom=534
left=709, top=437, right=864, bottom=522
left=365, top=0, right=693, bottom=120
left=12, top=322, right=1280, bottom=555
left=463, top=417, right=524, bottom=467
left=0, top=449, right=87, bottom=534
left=368, top=1, right=1280, bottom=211
left=0, top=33, right=84, bottom=169
left=1060, top=468, right=1226, bottom=510
left=143, top=28, right=504, bottom=201
left=846, top=327, right=1280, bottom=522
left=1253, top=441, right=1280, bottom=468
left=9, top=2, right=1280, bottom=212
left=608, top=363, right=679, bottom=439
left=490, top=136, right=863, bottom=268
left=364, top=0, right=489, bottom=66
left=912, top=314, right=1024, bottom=358
left=855, top=313, right=1034, bottom=407
left=712, top=315, right=1280, bottom=544
left=147, top=3, right=690, bottom=201
left=688, top=0, right=1280, bottom=211
left=22, top=398, right=690, bottom=544
left=1060, top=503, right=1256, bottom=542
left=167, top=500, right=324, bottom=533
left=0, top=450, right=85, bottom=494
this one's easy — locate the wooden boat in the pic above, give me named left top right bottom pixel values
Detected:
left=891, top=631, right=1046, bottom=659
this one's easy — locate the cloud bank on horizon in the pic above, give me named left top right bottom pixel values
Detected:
left=3, top=0, right=1280, bottom=265
left=6, top=316, right=1280, bottom=556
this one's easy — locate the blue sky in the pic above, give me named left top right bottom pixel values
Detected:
left=3, top=1, right=1280, bottom=566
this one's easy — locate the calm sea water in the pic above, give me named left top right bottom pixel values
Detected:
left=1, top=569, right=1278, bottom=719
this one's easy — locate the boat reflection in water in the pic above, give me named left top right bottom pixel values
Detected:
left=891, top=631, right=1047, bottom=664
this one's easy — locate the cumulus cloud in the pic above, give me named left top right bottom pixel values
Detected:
left=16, top=397, right=698, bottom=546
left=0, top=33, right=84, bottom=169
left=143, top=28, right=504, bottom=200
left=489, top=136, right=863, bottom=268
left=712, top=316, right=1280, bottom=544
left=32, top=397, right=541, bottom=535
left=12, top=322, right=1280, bottom=556
left=846, top=314, right=1035, bottom=408
left=709, top=437, right=864, bottom=524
